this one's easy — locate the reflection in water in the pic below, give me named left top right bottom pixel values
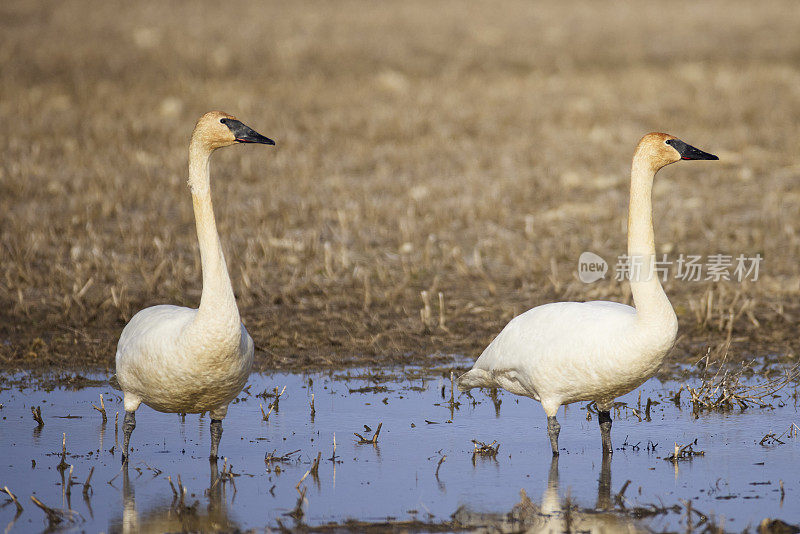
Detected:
left=110, top=460, right=239, bottom=534
left=3, top=370, right=798, bottom=531
left=455, top=456, right=644, bottom=533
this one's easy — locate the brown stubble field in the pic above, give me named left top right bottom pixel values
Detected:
left=1, top=0, right=800, bottom=372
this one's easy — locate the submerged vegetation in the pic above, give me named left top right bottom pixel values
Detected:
left=2, top=368, right=799, bottom=532
left=685, top=353, right=800, bottom=415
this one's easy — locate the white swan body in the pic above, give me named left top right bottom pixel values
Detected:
left=460, top=300, right=674, bottom=411
left=116, top=304, right=253, bottom=415
left=115, top=111, right=274, bottom=461
left=458, top=133, right=718, bottom=455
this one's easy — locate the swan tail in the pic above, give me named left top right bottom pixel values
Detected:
left=457, top=368, right=494, bottom=391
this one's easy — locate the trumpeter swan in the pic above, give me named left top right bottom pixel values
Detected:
left=457, top=133, right=718, bottom=455
left=116, top=111, right=274, bottom=462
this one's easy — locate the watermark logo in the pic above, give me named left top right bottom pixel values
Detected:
left=578, top=251, right=608, bottom=283
left=577, top=252, right=763, bottom=283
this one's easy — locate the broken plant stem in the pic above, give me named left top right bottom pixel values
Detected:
left=435, top=455, right=446, bottom=478
left=260, top=403, right=274, bottom=421
left=471, top=439, right=500, bottom=458
left=57, top=433, right=69, bottom=472
left=665, top=441, right=705, bottom=462
left=82, top=466, right=95, bottom=497
left=354, top=422, right=383, bottom=444
left=91, top=394, right=107, bottom=423
left=2, top=486, right=23, bottom=513
left=296, top=469, right=310, bottom=491
left=29, top=495, right=80, bottom=527
left=31, top=405, right=44, bottom=427
left=310, top=452, right=322, bottom=476
left=328, top=433, right=338, bottom=462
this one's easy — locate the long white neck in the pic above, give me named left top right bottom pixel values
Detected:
left=186, top=141, right=240, bottom=337
left=627, top=153, right=673, bottom=326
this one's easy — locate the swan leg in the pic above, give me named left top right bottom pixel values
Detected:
left=547, top=454, right=559, bottom=487
left=546, top=415, right=561, bottom=456
left=596, top=450, right=612, bottom=509
left=598, top=410, right=613, bottom=454
left=210, top=419, right=223, bottom=460
left=122, top=411, right=136, bottom=464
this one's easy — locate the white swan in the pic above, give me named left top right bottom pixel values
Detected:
left=458, top=133, right=718, bottom=455
left=116, top=111, right=274, bottom=462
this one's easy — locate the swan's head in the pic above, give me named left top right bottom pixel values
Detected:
left=191, top=111, right=275, bottom=151
left=637, top=132, right=718, bottom=171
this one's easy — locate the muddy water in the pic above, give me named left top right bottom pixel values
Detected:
left=1, top=366, right=798, bottom=532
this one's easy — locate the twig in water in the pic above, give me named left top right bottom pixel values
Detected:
left=760, top=422, right=800, bottom=446
left=176, top=475, right=186, bottom=507
left=91, top=394, right=107, bottom=423
left=310, top=393, right=315, bottom=418
left=616, top=480, right=632, bottom=508
left=310, top=452, right=322, bottom=477
left=256, top=385, right=286, bottom=408
left=272, top=386, right=286, bottom=410
left=265, top=449, right=301, bottom=472
left=645, top=398, right=656, bottom=421
left=354, top=422, right=382, bottom=444
left=141, top=462, right=162, bottom=478
left=2, top=487, right=23, bottom=514
left=260, top=403, right=274, bottom=421
left=167, top=476, right=178, bottom=498
left=327, top=433, right=338, bottom=462
left=435, top=455, right=446, bottom=479
left=295, top=470, right=310, bottom=491
left=664, top=441, right=705, bottom=462
left=668, top=387, right=683, bottom=407
left=29, top=495, right=81, bottom=527
left=680, top=499, right=708, bottom=529
left=82, top=467, right=95, bottom=497
left=65, top=465, right=74, bottom=498
left=471, top=439, right=500, bottom=459
left=686, top=353, right=799, bottom=414
left=760, top=432, right=785, bottom=446
left=284, top=486, right=306, bottom=521
left=31, top=406, right=44, bottom=427
left=447, top=371, right=461, bottom=416
left=209, top=458, right=237, bottom=493
left=222, top=460, right=237, bottom=492
left=57, top=433, right=70, bottom=472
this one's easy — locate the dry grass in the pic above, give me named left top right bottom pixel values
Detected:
left=2, top=0, right=800, bottom=371
left=686, top=353, right=799, bottom=414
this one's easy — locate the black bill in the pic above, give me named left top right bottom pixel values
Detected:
left=666, top=138, right=718, bottom=160
left=221, top=118, right=275, bottom=145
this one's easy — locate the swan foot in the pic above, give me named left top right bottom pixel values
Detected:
left=122, top=411, right=136, bottom=464
left=547, top=415, right=561, bottom=456
left=210, top=419, right=223, bottom=460
left=598, top=410, right=613, bottom=454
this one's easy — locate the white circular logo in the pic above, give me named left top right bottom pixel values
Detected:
left=578, top=252, right=608, bottom=283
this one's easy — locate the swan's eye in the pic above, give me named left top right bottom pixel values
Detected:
left=220, top=118, right=227, bottom=124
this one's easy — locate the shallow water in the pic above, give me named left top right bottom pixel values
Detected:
left=1, top=366, right=798, bottom=532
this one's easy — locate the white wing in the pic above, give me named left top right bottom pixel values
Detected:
left=458, top=300, right=669, bottom=408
